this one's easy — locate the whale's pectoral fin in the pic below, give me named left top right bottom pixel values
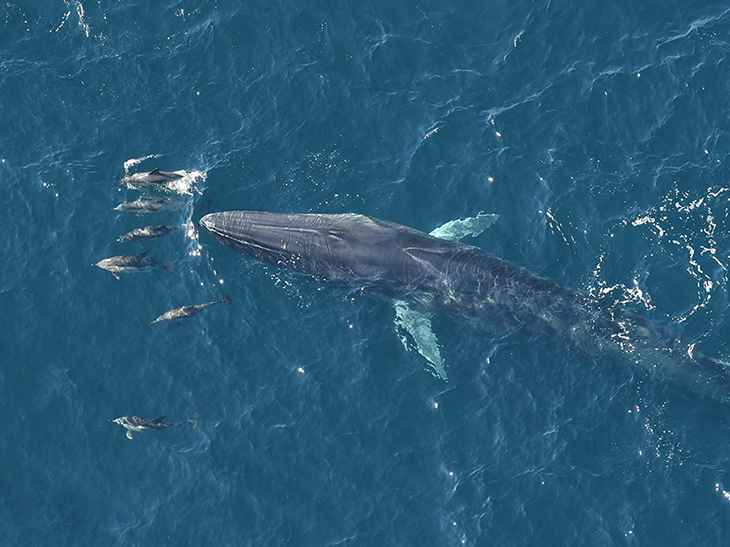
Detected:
left=394, top=300, right=447, bottom=381
left=126, top=430, right=134, bottom=440
left=429, top=211, right=499, bottom=241
left=390, top=212, right=497, bottom=379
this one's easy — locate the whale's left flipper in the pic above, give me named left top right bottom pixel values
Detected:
left=394, top=300, right=447, bottom=380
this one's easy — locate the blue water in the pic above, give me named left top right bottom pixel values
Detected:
left=3, top=0, right=730, bottom=544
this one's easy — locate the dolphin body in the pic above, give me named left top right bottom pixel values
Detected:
left=114, top=196, right=181, bottom=214
left=122, top=168, right=184, bottom=186
left=150, top=295, right=233, bottom=324
left=93, top=250, right=173, bottom=279
left=199, top=210, right=730, bottom=403
left=109, top=413, right=199, bottom=440
left=117, top=224, right=180, bottom=243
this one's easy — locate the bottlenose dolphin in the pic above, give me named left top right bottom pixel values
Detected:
left=117, top=224, right=180, bottom=243
left=199, top=210, right=730, bottom=403
left=93, top=250, right=174, bottom=279
left=151, top=295, right=233, bottom=324
left=109, top=413, right=199, bottom=440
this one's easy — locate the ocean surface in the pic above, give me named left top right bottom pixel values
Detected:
left=3, top=0, right=730, bottom=545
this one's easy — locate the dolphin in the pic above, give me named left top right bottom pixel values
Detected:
left=122, top=168, right=184, bottom=186
left=114, top=196, right=181, bottom=214
left=150, top=295, right=233, bottom=324
left=199, top=211, right=730, bottom=403
left=109, top=413, right=199, bottom=440
left=117, top=224, right=180, bottom=243
left=93, top=250, right=174, bottom=279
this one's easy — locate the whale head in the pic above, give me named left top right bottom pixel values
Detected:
left=199, top=211, right=448, bottom=291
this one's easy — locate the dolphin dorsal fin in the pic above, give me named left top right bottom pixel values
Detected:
left=136, top=250, right=150, bottom=259
left=150, top=168, right=161, bottom=174
left=154, top=416, right=165, bottom=423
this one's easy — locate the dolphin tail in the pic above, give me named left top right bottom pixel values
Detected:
left=189, top=413, right=199, bottom=429
left=197, top=199, right=213, bottom=214
left=165, top=259, right=176, bottom=275
left=223, top=294, right=232, bottom=305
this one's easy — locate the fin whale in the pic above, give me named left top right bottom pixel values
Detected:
left=199, top=210, right=730, bottom=403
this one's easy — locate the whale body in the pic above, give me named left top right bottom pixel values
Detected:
left=199, top=210, right=730, bottom=402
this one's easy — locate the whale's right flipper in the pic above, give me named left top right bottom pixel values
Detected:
left=126, top=430, right=134, bottom=440
left=429, top=211, right=499, bottom=241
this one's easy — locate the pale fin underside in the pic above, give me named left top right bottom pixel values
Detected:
left=394, top=299, right=447, bottom=380
left=428, top=211, right=499, bottom=241
left=393, top=212, right=499, bottom=380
